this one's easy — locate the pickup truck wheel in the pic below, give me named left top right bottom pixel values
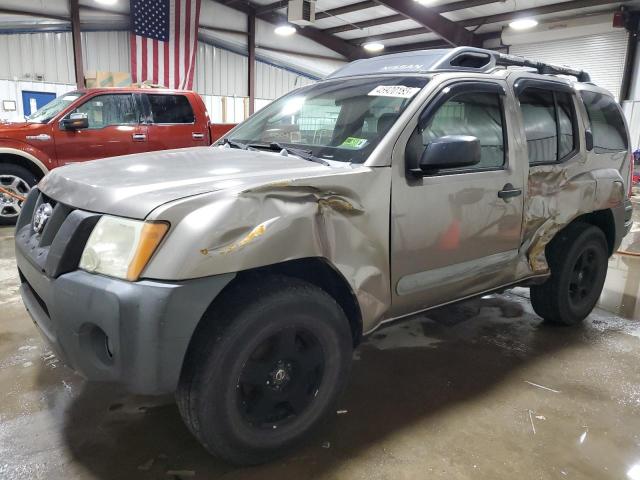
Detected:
left=0, top=165, right=37, bottom=226
left=177, top=275, right=353, bottom=465
left=530, top=223, right=608, bottom=325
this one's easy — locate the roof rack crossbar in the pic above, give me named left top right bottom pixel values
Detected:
left=494, top=52, right=591, bottom=82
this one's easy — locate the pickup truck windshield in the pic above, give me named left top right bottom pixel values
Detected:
left=27, top=92, right=84, bottom=123
left=227, top=76, right=429, bottom=163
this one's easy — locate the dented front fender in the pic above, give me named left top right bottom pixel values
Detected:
left=144, top=166, right=393, bottom=331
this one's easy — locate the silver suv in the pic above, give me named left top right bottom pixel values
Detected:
left=15, top=48, right=634, bottom=465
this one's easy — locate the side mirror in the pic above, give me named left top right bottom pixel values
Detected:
left=60, top=112, right=88, bottom=131
left=409, top=135, right=481, bottom=174
left=585, top=129, right=594, bottom=151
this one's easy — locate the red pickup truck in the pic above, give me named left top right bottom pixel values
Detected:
left=0, top=87, right=235, bottom=224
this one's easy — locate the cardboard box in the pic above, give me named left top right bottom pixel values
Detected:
left=84, top=71, right=132, bottom=88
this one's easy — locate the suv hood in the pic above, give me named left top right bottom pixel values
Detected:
left=39, top=146, right=347, bottom=218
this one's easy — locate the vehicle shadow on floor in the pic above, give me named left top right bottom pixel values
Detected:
left=40, top=293, right=590, bottom=480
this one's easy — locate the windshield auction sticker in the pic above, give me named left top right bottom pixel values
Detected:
left=340, top=137, right=368, bottom=149
left=368, top=85, right=421, bottom=98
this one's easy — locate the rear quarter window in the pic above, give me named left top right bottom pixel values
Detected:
left=147, top=94, right=195, bottom=124
left=580, top=91, right=628, bottom=154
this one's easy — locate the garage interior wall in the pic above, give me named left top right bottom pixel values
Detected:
left=509, top=30, right=629, bottom=100
left=0, top=30, right=317, bottom=123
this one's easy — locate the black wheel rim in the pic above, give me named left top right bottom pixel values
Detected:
left=237, top=327, right=325, bottom=429
left=568, top=246, right=601, bottom=309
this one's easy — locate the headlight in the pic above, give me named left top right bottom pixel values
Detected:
left=79, top=216, right=169, bottom=281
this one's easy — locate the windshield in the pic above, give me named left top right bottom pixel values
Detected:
left=26, top=92, right=84, bottom=123
left=226, top=76, right=429, bottom=163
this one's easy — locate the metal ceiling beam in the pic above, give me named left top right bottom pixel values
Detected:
left=0, top=7, right=69, bottom=22
left=373, top=0, right=478, bottom=46
left=322, top=0, right=505, bottom=35
left=351, top=27, right=430, bottom=44
left=458, top=0, right=623, bottom=27
left=256, top=1, right=381, bottom=19
left=381, top=31, right=502, bottom=54
left=218, top=1, right=362, bottom=59
left=316, top=1, right=379, bottom=20
left=323, top=14, right=405, bottom=35
left=348, top=0, right=622, bottom=45
left=383, top=40, right=449, bottom=53
left=255, top=1, right=287, bottom=15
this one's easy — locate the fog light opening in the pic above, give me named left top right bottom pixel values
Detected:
left=105, top=335, right=114, bottom=359
left=80, top=324, right=115, bottom=367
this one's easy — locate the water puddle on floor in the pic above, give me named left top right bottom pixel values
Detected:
left=598, top=201, right=640, bottom=320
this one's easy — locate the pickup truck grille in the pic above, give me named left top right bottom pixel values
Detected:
left=16, top=188, right=101, bottom=278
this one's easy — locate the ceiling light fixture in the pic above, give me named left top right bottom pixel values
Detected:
left=95, top=0, right=118, bottom=5
left=414, top=0, right=435, bottom=4
left=274, top=25, right=297, bottom=36
left=363, top=42, right=385, bottom=52
left=509, top=18, right=539, bottom=30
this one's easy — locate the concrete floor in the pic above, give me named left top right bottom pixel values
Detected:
left=1, top=207, right=640, bottom=480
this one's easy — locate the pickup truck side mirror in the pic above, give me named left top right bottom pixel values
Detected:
left=585, top=129, right=594, bottom=151
left=60, top=112, right=89, bottom=131
left=409, top=135, right=481, bottom=174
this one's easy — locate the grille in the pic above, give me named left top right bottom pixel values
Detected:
left=16, top=188, right=101, bottom=278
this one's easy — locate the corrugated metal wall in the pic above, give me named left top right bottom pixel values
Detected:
left=194, top=42, right=248, bottom=98
left=0, top=32, right=75, bottom=84
left=0, top=31, right=314, bottom=100
left=256, top=61, right=315, bottom=100
left=510, top=31, right=629, bottom=100
left=194, top=42, right=315, bottom=99
left=82, top=31, right=131, bottom=74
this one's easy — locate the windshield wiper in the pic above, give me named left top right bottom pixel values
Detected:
left=249, top=142, right=330, bottom=166
left=222, top=138, right=250, bottom=150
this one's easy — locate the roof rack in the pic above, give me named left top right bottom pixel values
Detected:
left=493, top=51, right=591, bottom=82
left=327, top=47, right=591, bottom=83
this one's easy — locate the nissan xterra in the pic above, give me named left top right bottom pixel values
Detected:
left=15, top=48, right=634, bottom=465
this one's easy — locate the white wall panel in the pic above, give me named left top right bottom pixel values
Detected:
left=0, top=79, right=75, bottom=122
left=510, top=31, right=629, bottom=100
left=0, top=31, right=130, bottom=84
left=82, top=31, right=130, bottom=73
left=194, top=42, right=248, bottom=97
left=0, top=30, right=316, bottom=124
left=0, top=32, right=74, bottom=84
left=256, top=61, right=314, bottom=100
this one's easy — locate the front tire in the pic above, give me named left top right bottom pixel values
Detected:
left=530, top=223, right=609, bottom=325
left=0, top=164, right=37, bottom=226
left=177, top=275, right=353, bottom=465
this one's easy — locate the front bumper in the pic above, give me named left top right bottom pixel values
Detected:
left=15, top=204, right=234, bottom=395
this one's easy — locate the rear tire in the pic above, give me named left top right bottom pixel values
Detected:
left=0, top=164, right=37, bottom=226
left=177, top=274, right=353, bottom=465
left=530, top=223, right=609, bottom=325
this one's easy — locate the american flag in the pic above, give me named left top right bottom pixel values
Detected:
left=130, top=0, right=201, bottom=90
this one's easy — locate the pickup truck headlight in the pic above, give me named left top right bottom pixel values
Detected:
left=79, top=216, right=169, bottom=281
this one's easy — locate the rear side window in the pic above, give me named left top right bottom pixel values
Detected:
left=147, top=94, right=195, bottom=124
left=518, top=88, right=577, bottom=164
left=580, top=91, right=628, bottom=154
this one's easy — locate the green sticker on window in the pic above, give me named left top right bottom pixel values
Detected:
left=340, top=137, right=368, bottom=149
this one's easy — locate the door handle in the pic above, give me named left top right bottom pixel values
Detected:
left=192, top=132, right=205, bottom=140
left=498, top=183, right=522, bottom=199
left=132, top=133, right=147, bottom=141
